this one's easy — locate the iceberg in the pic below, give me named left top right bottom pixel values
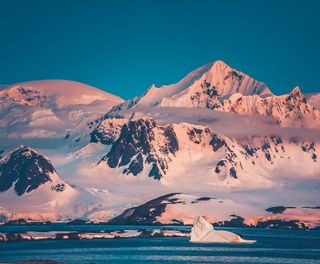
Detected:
left=190, top=216, right=256, bottom=243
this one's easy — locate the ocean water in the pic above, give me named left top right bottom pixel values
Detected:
left=0, top=226, right=319, bottom=264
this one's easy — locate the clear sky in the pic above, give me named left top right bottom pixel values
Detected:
left=0, top=0, right=319, bottom=99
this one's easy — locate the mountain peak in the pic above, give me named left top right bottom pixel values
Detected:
left=289, top=86, right=302, bottom=96
left=0, top=145, right=63, bottom=196
left=16, top=144, right=35, bottom=151
left=286, top=86, right=307, bottom=105
left=210, top=60, right=232, bottom=71
left=2, top=145, right=38, bottom=162
left=2, top=80, right=124, bottom=108
left=5, top=145, right=47, bottom=160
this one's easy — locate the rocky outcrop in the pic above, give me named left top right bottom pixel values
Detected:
left=90, top=118, right=127, bottom=145
left=108, top=193, right=182, bottom=224
left=222, top=87, right=320, bottom=128
left=0, top=145, right=68, bottom=196
left=101, top=118, right=179, bottom=179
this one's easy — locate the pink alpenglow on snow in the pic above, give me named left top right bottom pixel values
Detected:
left=190, top=216, right=256, bottom=243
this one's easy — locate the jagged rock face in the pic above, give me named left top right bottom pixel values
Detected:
left=0, top=146, right=57, bottom=196
left=301, top=142, right=318, bottom=162
left=105, top=60, right=271, bottom=116
left=238, top=135, right=318, bottom=174
left=187, top=127, right=212, bottom=145
left=106, top=61, right=319, bottom=129
left=222, top=87, right=320, bottom=128
left=108, top=193, right=182, bottom=225
left=212, top=133, right=318, bottom=181
left=188, top=80, right=222, bottom=110
left=102, top=118, right=179, bottom=179
left=90, top=118, right=127, bottom=145
left=155, top=61, right=271, bottom=108
left=96, top=117, right=246, bottom=181
left=209, top=135, right=240, bottom=180
left=94, top=114, right=318, bottom=183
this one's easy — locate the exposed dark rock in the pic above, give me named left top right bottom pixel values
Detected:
left=312, top=153, right=317, bottom=162
left=170, top=219, right=184, bottom=225
left=51, top=183, right=65, bottom=192
left=0, top=146, right=56, bottom=196
left=190, top=80, right=222, bottom=110
left=191, top=197, right=216, bottom=204
left=265, top=206, right=296, bottom=214
left=229, top=167, right=237, bottom=179
left=4, top=219, right=52, bottom=226
left=104, top=118, right=179, bottom=179
left=256, top=219, right=304, bottom=229
left=243, top=145, right=256, bottom=156
left=224, top=70, right=243, bottom=82
left=123, top=153, right=143, bottom=176
left=187, top=127, right=212, bottom=145
left=187, top=128, right=202, bottom=144
left=213, top=215, right=246, bottom=227
left=0, top=149, right=4, bottom=159
left=261, top=142, right=270, bottom=151
left=265, top=152, right=271, bottom=161
left=66, top=219, right=92, bottom=225
left=90, top=119, right=125, bottom=145
left=209, top=135, right=225, bottom=151
left=271, top=135, right=282, bottom=145
left=215, top=160, right=226, bottom=173
left=4, top=218, right=28, bottom=225
left=148, top=163, right=162, bottom=180
left=108, top=193, right=182, bottom=225
left=90, top=129, right=115, bottom=145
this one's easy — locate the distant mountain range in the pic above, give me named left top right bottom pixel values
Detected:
left=0, top=60, right=319, bottom=228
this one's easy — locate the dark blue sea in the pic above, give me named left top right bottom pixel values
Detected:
left=0, top=225, right=319, bottom=264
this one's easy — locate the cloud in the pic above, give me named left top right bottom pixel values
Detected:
left=117, top=106, right=320, bottom=141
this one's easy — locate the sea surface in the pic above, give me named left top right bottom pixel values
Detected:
left=0, top=225, right=319, bottom=264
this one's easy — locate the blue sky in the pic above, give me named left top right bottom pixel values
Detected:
left=0, top=0, right=319, bottom=99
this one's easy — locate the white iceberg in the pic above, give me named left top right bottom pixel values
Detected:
left=190, top=216, right=256, bottom=243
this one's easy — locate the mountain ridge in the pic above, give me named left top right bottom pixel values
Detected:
left=0, top=59, right=319, bottom=227
left=105, top=60, right=319, bottom=128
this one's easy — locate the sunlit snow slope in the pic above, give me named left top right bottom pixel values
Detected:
left=0, top=80, right=123, bottom=147
left=0, top=61, right=319, bottom=228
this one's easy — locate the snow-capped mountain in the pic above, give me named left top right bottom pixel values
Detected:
left=0, top=60, right=319, bottom=228
left=92, top=116, right=319, bottom=187
left=0, top=145, right=101, bottom=222
left=110, top=60, right=271, bottom=110
left=0, top=145, right=68, bottom=196
left=109, top=193, right=320, bottom=229
left=99, top=118, right=179, bottom=180
left=0, top=80, right=123, bottom=147
left=107, top=61, right=319, bottom=128
left=222, top=87, right=320, bottom=128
